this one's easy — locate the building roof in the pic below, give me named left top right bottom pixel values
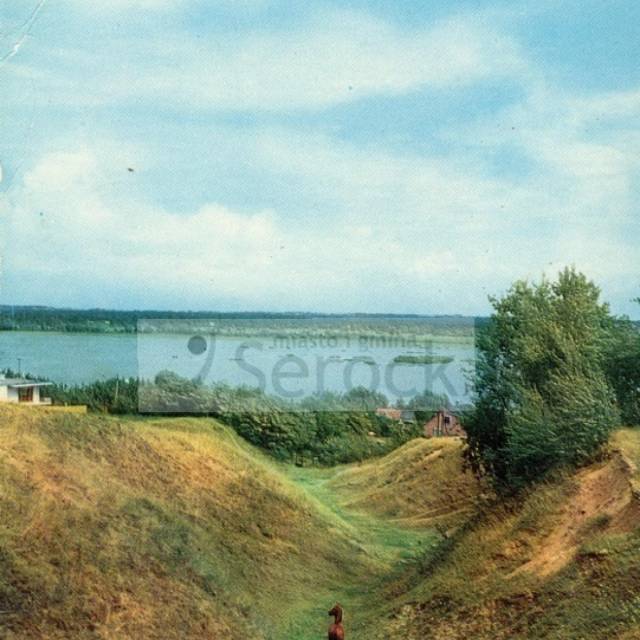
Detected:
left=375, top=407, right=403, bottom=420
left=0, top=378, right=52, bottom=387
left=375, top=407, right=416, bottom=422
left=434, top=407, right=460, bottom=416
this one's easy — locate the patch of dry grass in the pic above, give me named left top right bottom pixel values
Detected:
left=328, top=437, right=482, bottom=530
left=379, top=428, right=640, bottom=640
left=3, top=406, right=638, bottom=640
left=0, top=406, right=386, bottom=639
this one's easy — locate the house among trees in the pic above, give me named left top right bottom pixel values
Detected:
left=424, top=408, right=465, bottom=438
left=0, top=378, right=52, bottom=405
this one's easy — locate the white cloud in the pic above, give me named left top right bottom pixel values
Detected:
left=0, top=144, right=511, bottom=312
left=1, top=0, right=638, bottom=315
left=567, top=88, right=640, bottom=125
left=2, top=118, right=636, bottom=314
left=23, top=149, right=96, bottom=190
left=61, top=0, right=186, bottom=11
left=442, top=80, right=640, bottom=230
left=61, top=0, right=268, bottom=10
left=7, top=10, right=525, bottom=111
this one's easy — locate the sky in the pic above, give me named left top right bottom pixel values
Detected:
left=0, top=0, right=639, bottom=316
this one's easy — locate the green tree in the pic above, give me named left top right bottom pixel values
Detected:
left=465, top=268, right=619, bottom=488
left=603, top=314, right=640, bottom=425
left=404, top=389, right=450, bottom=422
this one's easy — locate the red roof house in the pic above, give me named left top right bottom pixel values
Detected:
left=424, top=408, right=465, bottom=438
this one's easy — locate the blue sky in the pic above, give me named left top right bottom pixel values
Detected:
left=1, top=0, right=639, bottom=316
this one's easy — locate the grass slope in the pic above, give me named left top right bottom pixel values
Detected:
left=0, top=406, right=449, bottom=640
left=381, top=429, right=640, bottom=640
left=327, top=437, right=481, bottom=530
left=2, top=406, right=638, bottom=640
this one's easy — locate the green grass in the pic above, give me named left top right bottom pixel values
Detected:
left=1, top=406, right=638, bottom=640
left=383, top=429, right=640, bottom=639
left=273, top=464, right=439, bottom=638
left=0, top=406, right=444, bottom=640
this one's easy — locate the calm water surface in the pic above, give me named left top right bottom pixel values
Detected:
left=0, top=331, right=475, bottom=404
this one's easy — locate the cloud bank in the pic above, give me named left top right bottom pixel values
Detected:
left=1, top=1, right=638, bottom=315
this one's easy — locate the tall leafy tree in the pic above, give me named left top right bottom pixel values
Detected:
left=465, top=268, right=619, bottom=488
left=603, top=312, right=640, bottom=425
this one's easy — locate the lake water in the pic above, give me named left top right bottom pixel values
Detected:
left=0, top=330, right=476, bottom=406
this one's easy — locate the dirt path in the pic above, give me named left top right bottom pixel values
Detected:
left=515, top=451, right=640, bottom=577
left=275, top=465, right=440, bottom=639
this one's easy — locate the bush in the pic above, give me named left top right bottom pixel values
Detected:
left=45, top=373, right=419, bottom=465
left=49, top=377, right=139, bottom=414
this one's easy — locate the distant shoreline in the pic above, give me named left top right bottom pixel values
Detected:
left=0, top=305, right=484, bottom=339
left=0, top=327, right=476, bottom=346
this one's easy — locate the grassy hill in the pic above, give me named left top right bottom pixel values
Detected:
left=381, top=429, right=640, bottom=639
left=0, top=406, right=446, bottom=639
left=326, top=437, right=481, bottom=530
left=1, top=406, right=639, bottom=639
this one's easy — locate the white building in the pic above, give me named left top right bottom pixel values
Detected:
left=0, top=378, right=52, bottom=405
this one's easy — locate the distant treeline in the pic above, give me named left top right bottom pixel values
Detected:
left=0, top=306, right=321, bottom=334
left=0, top=305, right=482, bottom=338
